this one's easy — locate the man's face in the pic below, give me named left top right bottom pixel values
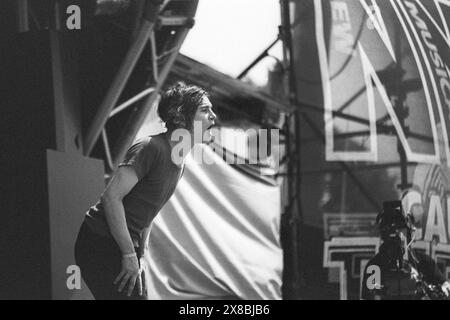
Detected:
left=192, top=96, right=216, bottom=142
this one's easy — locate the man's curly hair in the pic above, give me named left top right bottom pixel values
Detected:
left=158, top=82, right=209, bottom=132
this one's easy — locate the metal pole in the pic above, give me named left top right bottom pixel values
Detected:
left=280, top=0, right=303, bottom=299
left=296, top=101, right=433, bottom=143
left=237, top=37, right=280, bottom=80
left=102, top=129, right=115, bottom=172
left=83, top=0, right=163, bottom=155
left=111, top=27, right=190, bottom=168
left=393, top=15, right=411, bottom=192
left=16, top=0, right=29, bottom=33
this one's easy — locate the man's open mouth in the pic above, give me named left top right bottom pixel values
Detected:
left=204, top=123, right=216, bottom=144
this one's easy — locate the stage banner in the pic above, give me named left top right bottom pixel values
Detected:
left=144, top=145, right=283, bottom=299
left=313, top=0, right=450, bottom=294
left=315, top=0, right=450, bottom=164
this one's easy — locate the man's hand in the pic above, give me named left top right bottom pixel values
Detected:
left=114, top=254, right=143, bottom=297
left=442, top=281, right=450, bottom=297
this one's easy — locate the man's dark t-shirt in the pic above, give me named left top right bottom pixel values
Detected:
left=85, top=133, right=184, bottom=247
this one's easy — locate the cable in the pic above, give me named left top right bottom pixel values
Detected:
left=406, top=231, right=416, bottom=251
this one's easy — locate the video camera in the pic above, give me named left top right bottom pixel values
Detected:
left=375, top=200, right=415, bottom=271
left=376, top=200, right=413, bottom=239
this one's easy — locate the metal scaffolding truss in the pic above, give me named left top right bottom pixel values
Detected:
left=82, top=0, right=198, bottom=172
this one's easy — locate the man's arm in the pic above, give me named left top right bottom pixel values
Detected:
left=101, top=166, right=138, bottom=255
left=416, top=252, right=446, bottom=284
left=101, top=166, right=143, bottom=296
left=415, top=252, right=450, bottom=298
